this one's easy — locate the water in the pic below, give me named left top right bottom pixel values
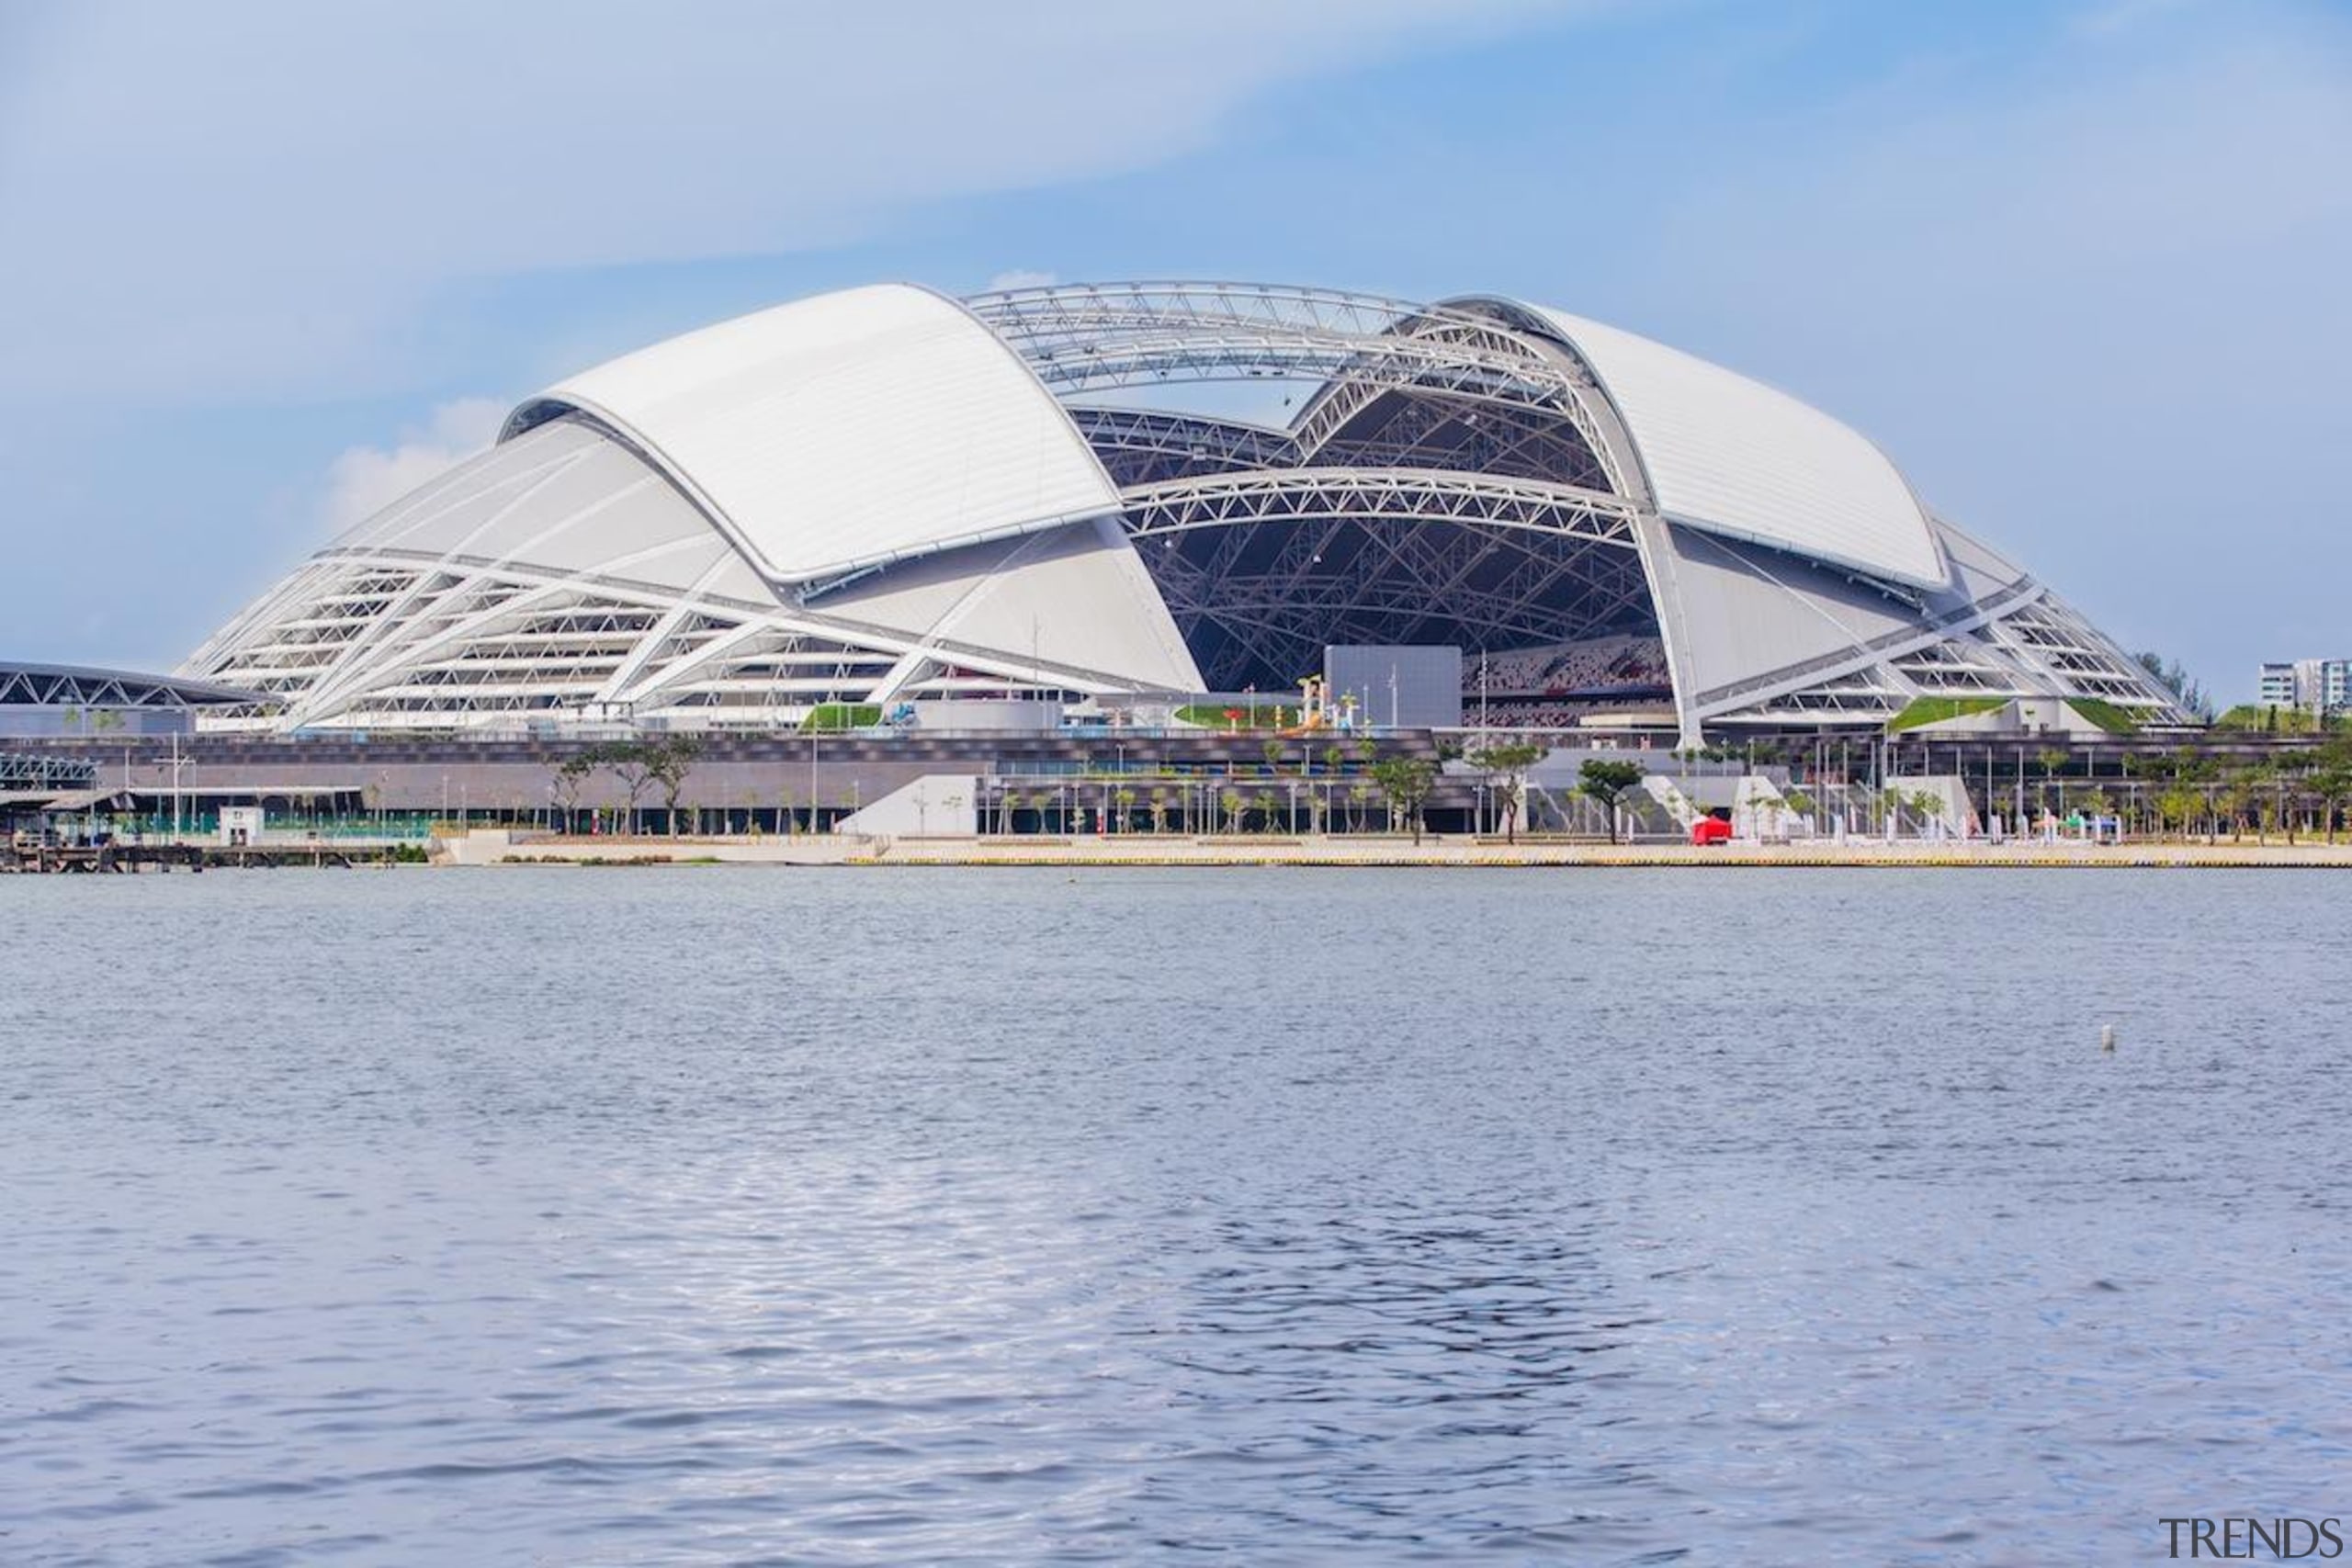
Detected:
left=3, top=867, right=2346, bottom=1565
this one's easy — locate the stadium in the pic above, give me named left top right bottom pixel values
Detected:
left=187, top=281, right=2188, bottom=742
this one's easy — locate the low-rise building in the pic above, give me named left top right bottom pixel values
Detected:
left=2257, top=658, right=2352, bottom=716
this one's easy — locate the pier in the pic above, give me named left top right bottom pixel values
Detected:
left=4, top=839, right=376, bottom=874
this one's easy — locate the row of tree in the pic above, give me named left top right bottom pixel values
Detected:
left=991, top=750, right=1651, bottom=844
left=548, top=737, right=702, bottom=835
left=2027, top=735, right=2352, bottom=842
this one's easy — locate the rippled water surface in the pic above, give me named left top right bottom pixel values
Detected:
left=4, top=867, right=2348, bottom=1564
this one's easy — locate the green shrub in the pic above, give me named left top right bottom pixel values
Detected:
left=799, top=704, right=882, bottom=732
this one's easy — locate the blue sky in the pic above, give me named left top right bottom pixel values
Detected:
left=2, top=0, right=2345, bottom=699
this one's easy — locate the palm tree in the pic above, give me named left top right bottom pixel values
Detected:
left=1148, top=787, right=1169, bottom=835
left=1113, top=785, right=1136, bottom=834
left=1906, top=788, right=1945, bottom=840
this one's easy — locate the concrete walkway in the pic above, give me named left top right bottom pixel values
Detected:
left=439, top=829, right=2352, bottom=869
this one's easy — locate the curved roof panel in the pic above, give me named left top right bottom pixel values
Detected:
left=1525, top=308, right=1946, bottom=590
left=509, top=284, right=1121, bottom=583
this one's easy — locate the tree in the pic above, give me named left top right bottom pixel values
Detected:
left=1577, top=758, right=1645, bottom=845
left=1469, top=740, right=1544, bottom=842
left=2135, top=650, right=2214, bottom=721
left=552, top=751, right=597, bottom=834
left=1219, top=787, right=1244, bottom=835
left=1369, top=757, right=1437, bottom=844
left=644, top=736, right=702, bottom=835
left=2308, top=741, right=2352, bottom=845
left=604, top=742, right=657, bottom=835
left=1347, top=781, right=1373, bottom=834
left=2217, top=765, right=2263, bottom=844
left=1148, top=787, right=1169, bottom=835
left=1113, top=785, right=1136, bottom=833
left=1907, top=788, right=1946, bottom=840
left=1261, top=738, right=1285, bottom=774
left=2035, top=748, right=2071, bottom=829
left=1253, top=787, right=1278, bottom=832
left=2153, top=784, right=2199, bottom=840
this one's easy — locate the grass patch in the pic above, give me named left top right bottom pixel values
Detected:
left=2064, top=697, right=2142, bottom=734
left=799, top=703, right=882, bottom=732
left=1887, top=695, right=2008, bottom=732
left=2212, top=703, right=2346, bottom=735
left=1176, top=703, right=1306, bottom=729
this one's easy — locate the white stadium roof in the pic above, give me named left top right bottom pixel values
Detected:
left=1528, top=308, right=1945, bottom=590
left=505, top=284, right=1122, bottom=583
left=188, top=278, right=2184, bottom=737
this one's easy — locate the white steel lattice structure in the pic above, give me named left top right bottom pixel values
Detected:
left=188, top=280, right=2188, bottom=738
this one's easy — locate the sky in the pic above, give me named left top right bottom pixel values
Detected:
left=1, top=0, right=2346, bottom=701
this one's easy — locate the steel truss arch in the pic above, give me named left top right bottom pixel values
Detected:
left=1065, top=407, right=1300, bottom=485
left=968, top=282, right=1633, bottom=496
left=1117, top=468, right=1640, bottom=547
left=1116, top=470, right=1653, bottom=691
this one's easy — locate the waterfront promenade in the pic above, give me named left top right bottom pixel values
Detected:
left=438, top=828, right=2352, bottom=869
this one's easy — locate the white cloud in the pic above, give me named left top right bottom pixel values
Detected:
left=2069, top=0, right=2204, bottom=39
left=984, top=269, right=1058, bottom=293
left=1623, top=16, right=2352, bottom=691
left=318, top=397, right=504, bottom=535
left=0, top=0, right=1577, bottom=404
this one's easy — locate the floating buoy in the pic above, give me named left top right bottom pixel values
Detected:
left=2100, top=1023, right=2117, bottom=1054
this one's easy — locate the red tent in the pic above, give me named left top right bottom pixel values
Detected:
left=1690, top=816, right=1734, bottom=846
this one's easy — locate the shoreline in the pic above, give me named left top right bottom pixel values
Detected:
left=438, top=829, right=2352, bottom=870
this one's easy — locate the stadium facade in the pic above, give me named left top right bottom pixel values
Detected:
left=186, top=282, right=2187, bottom=741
